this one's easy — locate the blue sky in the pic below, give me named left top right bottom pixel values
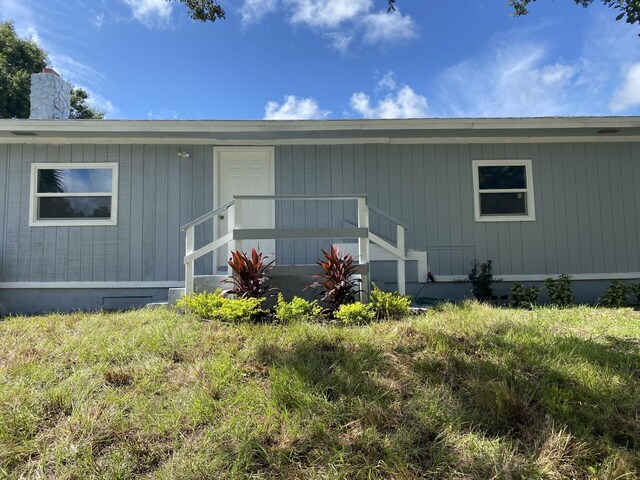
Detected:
left=2, top=0, right=639, bottom=119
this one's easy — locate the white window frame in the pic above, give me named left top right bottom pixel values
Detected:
left=29, top=162, right=119, bottom=227
left=472, top=159, right=535, bottom=222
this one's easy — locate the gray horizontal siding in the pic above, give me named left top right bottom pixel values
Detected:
left=0, top=144, right=214, bottom=284
left=275, top=142, right=640, bottom=276
left=0, top=141, right=638, bottom=284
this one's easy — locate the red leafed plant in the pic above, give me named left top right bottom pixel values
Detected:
left=223, top=248, right=276, bottom=298
left=307, top=245, right=362, bottom=310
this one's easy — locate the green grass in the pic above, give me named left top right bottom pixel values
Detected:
left=0, top=303, right=638, bottom=479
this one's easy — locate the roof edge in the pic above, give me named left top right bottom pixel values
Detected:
left=1, top=116, right=640, bottom=134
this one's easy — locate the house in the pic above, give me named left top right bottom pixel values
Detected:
left=0, top=70, right=639, bottom=314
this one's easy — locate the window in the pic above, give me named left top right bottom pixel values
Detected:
left=29, top=163, right=118, bottom=226
left=472, top=160, right=535, bottom=222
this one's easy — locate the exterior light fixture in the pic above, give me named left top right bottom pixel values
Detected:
left=177, top=150, right=190, bottom=158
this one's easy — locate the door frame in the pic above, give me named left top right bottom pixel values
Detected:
left=212, top=146, right=276, bottom=270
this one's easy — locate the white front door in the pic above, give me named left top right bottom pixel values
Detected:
left=215, top=147, right=275, bottom=271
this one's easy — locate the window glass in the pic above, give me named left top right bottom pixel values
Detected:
left=37, top=168, right=113, bottom=193
left=38, top=197, right=112, bottom=219
left=478, top=165, right=526, bottom=190
left=479, top=192, right=527, bottom=215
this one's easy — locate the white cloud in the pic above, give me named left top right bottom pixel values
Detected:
left=83, top=88, right=118, bottom=118
left=433, top=12, right=640, bottom=117
left=48, top=51, right=106, bottom=87
left=361, top=10, right=417, bottom=45
left=0, top=0, right=119, bottom=117
left=285, top=0, right=372, bottom=29
left=610, top=63, right=640, bottom=113
left=350, top=85, right=428, bottom=119
left=327, top=31, right=353, bottom=54
left=264, top=95, right=330, bottom=119
left=147, top=109, right=179, bottom=120
left=93, top=12, right=106, bottom=29
left=122, top=0, right=173, bottom=28
left=376, top=71, right=397, bottom=92
left=438, top=43, right=584, bottom=117
left=540, top=63, right=576, bottom=87
left=240, top=0, right=278, bottom=25
left=0, top=0, right=39, bottom=39
left=239, top=0, right=417, bottom=53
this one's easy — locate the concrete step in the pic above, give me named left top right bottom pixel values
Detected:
left=195, top=275, right=228, bottom=293
left=146, top=302, right=169, bottom=309
left=168, top=288, right=186, bottom=306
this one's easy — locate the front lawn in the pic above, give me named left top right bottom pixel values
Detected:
left=0, top=304, right=638, bottom=478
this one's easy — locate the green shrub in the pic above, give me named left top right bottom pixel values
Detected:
left=601, top=280, right=630, bottom=308
left=631, top=283, right=640, bottom=305
left=370, top=283, right=411, bottom=319
left=544, top=274, right=574, bottom=307
left=307, top=245, right=361, bottom=310
left=273, top=294, right=323, bottom=323
left=510, top=283, right=540, bottom=309
left=177, top=290, right=264, bottom=323
left=334, top=302, right=375, bottom=325
left=469, top=260, right=494, bottom=301
left=224, top=248, right=276, bottom=298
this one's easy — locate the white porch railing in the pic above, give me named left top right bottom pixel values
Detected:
left=180, top=195, right=408, bottom=296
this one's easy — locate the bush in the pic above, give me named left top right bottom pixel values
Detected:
left=370, top=283, right=411, bottom=319
left=334, top=302, right=376, bottom=325
left=544, top=274, right=574, bottom=307
left=601, top=280, right=630, bottom=308
left=307, top=245, right=361, bottom=310
left=631, top=283, right=640, bottom=305
left=177, top=290, right=264, bottom=323
left=223, top=248, right=276, bottom=298
left=510, top=283, right=540, bottom=309
left=469, top=260, right=494, bottom=301
left=273, top=294, right=323, bottom=323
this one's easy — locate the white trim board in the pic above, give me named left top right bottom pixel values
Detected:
left=432, top=273, right=640, bottom=282
left=2, top=273, right=639, bottom=289
left=0, top=282, right=184, bottom=289
left=1, top=136, right=640, bottom=145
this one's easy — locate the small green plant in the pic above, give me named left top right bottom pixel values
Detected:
left=601, top=280, right=630, bottom=308
left=177, top=290, right=264, bottom=323
left=334, top=302, right=376, bottom=325
left=469, top=260, right=494, bottom=301
left=544, top=274, right=574, bottom=307
left=510, top=283, right=540, bottom=309
left=307, top=245, right=362, bottom=310
left=631, top=283, right=640, bottom=305
left=224, top=248, right=276, bottom=298
left=370, top=283, right=411, bottom=319
left=273, top=294, right=323, bottom=323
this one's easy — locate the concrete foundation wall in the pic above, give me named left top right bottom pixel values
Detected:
left=0, top=288, right=169, bottom=316
left=4, top=277, right=637, bottom=316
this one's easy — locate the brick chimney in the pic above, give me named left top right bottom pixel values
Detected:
left=29, top=68, right=72, bottom=120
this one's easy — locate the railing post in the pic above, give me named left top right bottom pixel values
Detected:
left=235, top=198, right=243, bottom=252
left=227, top=200, right=242, bottom=276
left=185, top=226, right=195, bottom=294
left=357, top=197, right=370, bottom=301
left=396, top=224, right=406, bottom=295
